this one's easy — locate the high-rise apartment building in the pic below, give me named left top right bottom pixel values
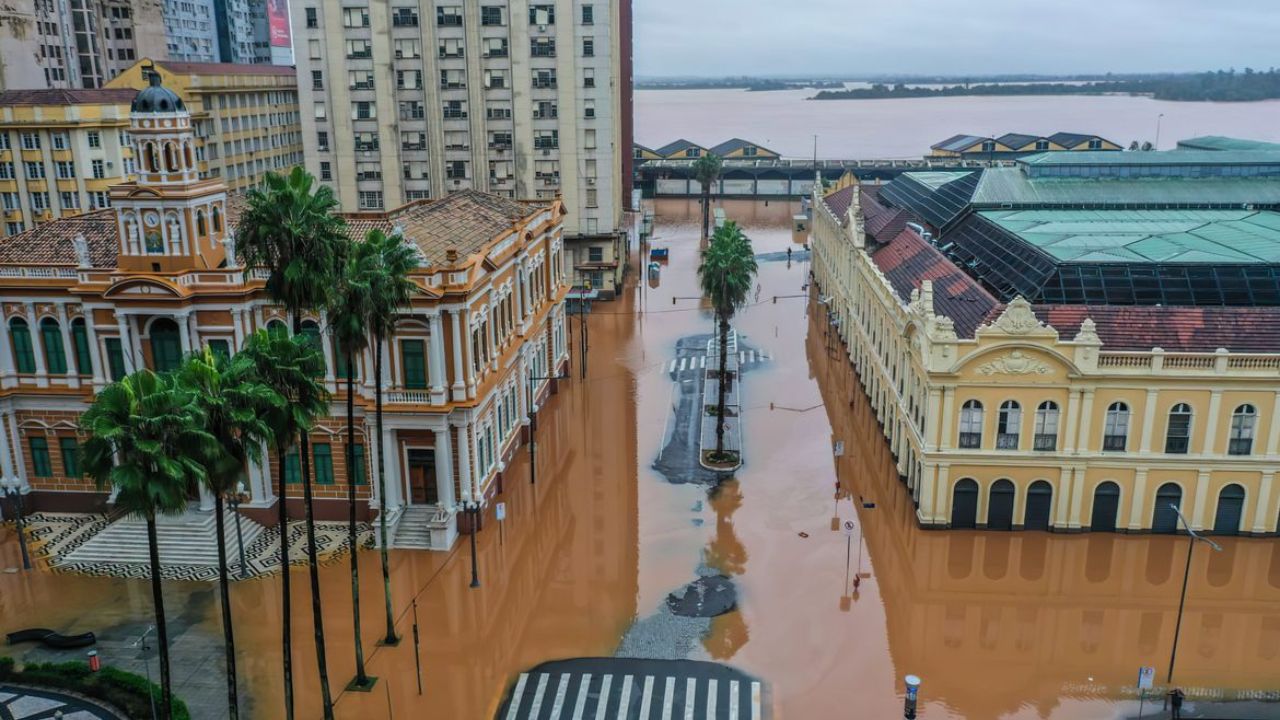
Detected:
left=161, top=0, right=220, bottom=61
left=293, top=0, right=634, bottom=298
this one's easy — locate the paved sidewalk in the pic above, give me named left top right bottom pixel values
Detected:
left=0, top=684, right=119, bottom=719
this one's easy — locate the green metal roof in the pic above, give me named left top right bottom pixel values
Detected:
left=970, top=167, right=1280, bottom=207
left=1019, top=150, right=1280, bottom=166
left=902, top=171, right=974, bottom=190
left=977, top=209, right=1280, bottom=264
left=1176, top=136, right=1280, bottom=152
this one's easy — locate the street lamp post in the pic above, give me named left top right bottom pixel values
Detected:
left=464, top=501, right=481, bottom=588
left=1167, top=504, right=1222, bottom=684
left=526, top=372, right=568, bottom=486
left=228, top=481, right=249, bottom=579
left=1155, top=113, right=1166, bottom=150
left=2, top=477, right=31, bottom=571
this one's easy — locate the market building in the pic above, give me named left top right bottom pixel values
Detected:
left=0, top=73, right=570, bottom=552
left=811, top=149, right=1280, bottom=535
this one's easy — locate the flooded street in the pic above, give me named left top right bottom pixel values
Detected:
left=4, top=198, right=1280, bottom=719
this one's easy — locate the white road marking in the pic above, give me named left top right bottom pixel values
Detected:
left=706, top=679, right=717, bottom=718
left=751, top=681, right=762, bottom=720
left=668, top=359, right=677, bottom=373
left=506, top=674, right=530, bottom=720
left=699, top=356, right=706, bottom=368
left=549, top=674, right=571, bottom=719
left=638, top=676, right=654, bottom=720
left=678, top=357, right=687, bottom=372
left=571, top=673, right=592, bottom=720
left=661, top=676, right=675, bottom=720
left=529, top=673, right=550, bottom=720
left=683, top=678, right=697, bottom=720
left=729, top=680, right=740, bottom=720
left=615, top=675, right=633, bottom=720
left=595, top=675, right=613, bottom=720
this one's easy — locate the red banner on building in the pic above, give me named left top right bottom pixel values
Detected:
left=268, top=0, right=291, bottom=48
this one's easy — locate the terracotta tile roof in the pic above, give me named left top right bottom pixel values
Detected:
left=866, top=208, right=912, bottom=242
left=1028, top=305, right=1280, bottom=353
left=0, top=210, right=118, bottom=267
left=0, top=88, right=137, bottom=106
left=870, top=228, right=998, bottom=338
left=341, top=190, right=546, bottom=267
left=822, top=185, right=857, bottom=219
left=157, top=60, right=296, bottom=77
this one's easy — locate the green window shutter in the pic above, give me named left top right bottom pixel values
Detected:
left=59, top=437, right=79, bottom=477
left=150, top=321, right=181, bottom=373
left=334, top=341, right=353, bottom=380
left=105, top=337, right=126, bottom=381
left=313, top=443, right=334, bottom=484
left=71, top=320, right=92, bottom=376
left=351, top=444, right=366, bottom=485
left=41, top=319, right=68, bottom=374
left=301, top=322, right=324, bottom=373
left=30, top=437, right=52, bottom=477
left=401, top=339, right=426, bottom=389
left=10, top=320, right=35, bottom=374
left=284, top=448, right=301, bottom=484
left=207, top=339, right=230, bottom=360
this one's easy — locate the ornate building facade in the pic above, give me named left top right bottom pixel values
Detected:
left=0, top=73, right=569, bottom=551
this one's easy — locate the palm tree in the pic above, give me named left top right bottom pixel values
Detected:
left=697, top=221, right=758, bottom=459
left=236, top=329, right=328, bottom=719
left=364, top=228, right=418, bottom=645
left=237, top=167, right=345, bottom=719
left=693, top=152, right=723, bottom=242
left=327, top=237, right=378, bottom=688
left=80, top=370, right=217, bottom=720
left=178, top=348, right=280, bottom=720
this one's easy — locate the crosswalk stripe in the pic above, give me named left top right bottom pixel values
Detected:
left=668, top=359, right=677, bottom=373
left=706, top=679, right=717, bottom=718
left=548, top=674, right=571, bottom=719
left=506, top=674, right=530, bottom=720
left=661, top=676, right=675, bottom=720
left=529, top=674, right=550, bottom=720
left=616, top=675, right=633, bottom=720
left=751, top=682, right=762, bottom=720
left=738, top=352, right=745, bottom=363
left=699, top=356, right=706, bottom=368
left=729, top=680, right=740, bottom=720
left=639, top=676, right=655, bottom=720
left=683, top=678, right=696, bottom=720
left=571, top=673, right=591, bottom=720
left=678, top=358, right=687, bottom=372
left=595, top=675, right=613, bottom=720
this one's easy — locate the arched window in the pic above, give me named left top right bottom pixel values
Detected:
left=1090, top=481, right=1120, bottom=532
left=266, top=320, right=288, bottom=338
left=183, top=142, right=194, bottom=169
left=164, top=142, right=178, bottom=172
left=1165, top=403, right=1193, bottom=454
left=1103, top=402, right=1130, bottom=451
left=1152, top=482, right=1183, bottom=534
left=1213, top=484, right=1246, bottom=535
left=195, top=210, right=206, bottom=237
left=958, top=400, right=983, bottom=449
left=146, top=142, right=159, bottom=173
left=300, top=320, right=324, bottom=373
left=9, top=318, right=36, bottom=374
left=149, top=318, right=182, bottom=373
left=211, top=205, right=222, bottom=232
left=1229, top=405, right=1257, bottom=456
left=996, top=401, right=1021, bottom=450
left=70, top=318, right=92, bottom=376
left=39, top=318, right=68, bottom=374
left=951, top=479, right=979, bottom=529
left=987, top=479, right=1016, bottom=531
left=1033, top=401, right=1059, bottom=451
left=1025, top=480, right=1053, bottom=531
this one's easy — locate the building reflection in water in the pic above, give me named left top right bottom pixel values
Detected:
left=808, top=302, right=1280, bottom=719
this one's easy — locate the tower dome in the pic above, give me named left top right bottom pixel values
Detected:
left=131, top=70, right=186, bottom=114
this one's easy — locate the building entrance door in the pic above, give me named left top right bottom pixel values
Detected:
left=407, top=449, right=438, bottom=505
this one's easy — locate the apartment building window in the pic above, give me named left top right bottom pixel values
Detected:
left=30, top=437, right=52, bottom=477
left=1164, top=403, right=1192, bottom=454
left=486, top=104, right=512, bottom=120
left=584, top=159, right=597, bottom=179
left=586, top=188, right=598, bottom=208
left=399, top=101, right=425, bottom=120
left=0, top=133, right=9, bottom=150
left=446, top=161, right=467, bottom=180
left=20, top=133, right=40, bottom=150
left=352, top=101, right=376, bottom=120
left=91, top=159, right=105, bottom=179
left=529, top=5, right=555, bottom=24
left=5, top=222, right=24, bottom=236
left=50, top=132, right=68, bottom=150
left=958, top=400, right=983, bottom=448
left=484, top=37, right=508, bottom=57
left=88, top=191, right=109, bottom=209
left=0, top=163, right=12, bottom=180
left=996, top=400, right=1020, bottom=450
left=358, top=191, right=383, bottom=210
left=531, top=38, right=555, bottom=57
left=587, top=247, right=604, bottom=263
left=87, top=131, right=100, bottom=148
left=583, top=38, right=594, bottom=57
left=481, top=6, right=504, bottom=25
left=311, top=70, right=323, bottom=90
left=400, top=340, right=427, bottom=388
left=533, top=69, right=557, bottom=89
left=353, top=132, right=379, bottom=152
left=583, top=68, right=596, bottom=88
left=401, top=132, right=426, bottom=151
left=29, top=192, right=49, bottom=211
left=534, top=160, right=559, bottom=183
left=346, top=39, right=372, bottom=58
left=440, top=69, right=466, bottom=89
left=309, top=39, right=321, bottom=59
left=304, top=6, right=318, bottom=27
left=489, top=131, right=512, bottom=149
left=1033, top=401, right=1059, bottom=451
left=343, top=7, right=369, bottom=27
left=1, top=193, right=17, bottom=210
left=1103, top=402, right=1129, bottom=451
left=584, top=99, right=596, bottom=119
left=534, top=101, right=557, bottom=120
left=489, top=160, right=512, bottom=180
left=316, top=131, right=330, bottom=151
left=582, top=4, right=594, bottom=24
left=1229, top=404, right=1257, bottom=455
left=436, top=6, right=462, bottom=26
left=392, top=7, right=419, bottom=27
left=585, top=129, right=597, bottom=149
left=319, top=161, right=332, bottom=180
left=403, top=161, right=428, bottom=179
left=442, top=100, right=467, bottom=119
left=534, top=130, right=559, bottom=150
left=397, top=70, right=422, bottom=89
left=356, top=163, right=381, bottom=181
left=25, top=162, right=45, bottom=180
left=484, top=70, right=507, bottom=89
left=439, top=38, right=464, bottom=58
left=60, top=192, right=79, bottom=209
left=444, top=131, right=468, bottom=150
left=394, top=38, right=421, bottom=59
left=55, top=161, right=76, bottom=179
left=314, top=103, right=327, bottom=120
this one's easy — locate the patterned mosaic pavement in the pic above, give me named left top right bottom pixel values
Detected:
left=0, top=685, right=118, bottom=719
left=17, top=512, right=374, bottom=582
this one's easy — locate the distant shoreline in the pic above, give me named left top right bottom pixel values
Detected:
left=813, top=73, right=1280, bottom=103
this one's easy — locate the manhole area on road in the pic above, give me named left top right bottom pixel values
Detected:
left=497, top=657, right=765, bottom=720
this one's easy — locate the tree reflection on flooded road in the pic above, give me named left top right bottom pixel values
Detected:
left=3, top=198, right=1279, bottom=719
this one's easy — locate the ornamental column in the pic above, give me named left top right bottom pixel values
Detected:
left=428, top=312, right=447, bottom=405
left=435, top=424, right=455, bottom=512
left=319, top=310, right=336, bottom=388
left=83, top=309, right=105, bottom=388
left=0, top=411, right=17, bottom=485
left=450, top=309, right=466, bottom=401
left=0, top=309, right=17, bottom=389
left=56, top=303, right=77, bottom=389
left=24, top=303, right=47, bottom=387
left=115, top=314, right=135, bottom=373
left=177, top=311, right=192, bottom=354
left=454, top=423, right=472, bottom=502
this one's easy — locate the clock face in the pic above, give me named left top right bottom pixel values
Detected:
left=144, top=212, right=160, bottom=228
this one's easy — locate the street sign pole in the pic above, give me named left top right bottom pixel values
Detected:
left=1136, top=666, right=1155, bottom=719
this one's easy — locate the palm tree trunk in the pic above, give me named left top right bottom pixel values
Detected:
left=277, top=447, right=294, bottom=720
left=214, top=497, right=240, bottom=719
left=294, top=313, right=334, bottom=720
left=701, top=184, right=710, bottom=242
left=716, top=313, right=729, bottom=455
left=346, top=352, right=368, bottom=687
left=146, top=515, right=173, bottom=720
left=374, top=335, right=397, bottom=644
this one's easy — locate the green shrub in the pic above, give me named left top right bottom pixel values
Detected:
left=0, top=658, right=190, bottom=720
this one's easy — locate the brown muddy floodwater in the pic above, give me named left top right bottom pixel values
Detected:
left=4, top=198, right=1280, bottom=719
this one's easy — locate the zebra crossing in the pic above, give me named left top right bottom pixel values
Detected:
left=667, top=351, right=769, bottom=375
left=499, top=661, right=764, bottom=720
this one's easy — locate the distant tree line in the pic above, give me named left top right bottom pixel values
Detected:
left=811, top=68, right=1280, bottom=102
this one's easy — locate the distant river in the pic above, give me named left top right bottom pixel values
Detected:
left=635, top=87, right=1280, bottom=159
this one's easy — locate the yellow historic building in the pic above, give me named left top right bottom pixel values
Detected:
left=811, top=153, right=1280, bottom=536
left=0, top=73, right=569, bottom=552
left=929, top=132, right=1122, bottom=160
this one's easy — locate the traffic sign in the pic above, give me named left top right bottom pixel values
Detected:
left=496, top=502, right=507, bottom=521
left=1137, top=666, right=1155, bottom=690
left=843, top=520, right=854, bottom=537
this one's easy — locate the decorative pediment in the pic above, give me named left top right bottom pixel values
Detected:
left=120, top=186, right=164, bottom=199
left=978, top=297, right=1058, bottom=339
left=976, top=350, right=1052, bottom=376
left=104, top=277, right=182, bottom=298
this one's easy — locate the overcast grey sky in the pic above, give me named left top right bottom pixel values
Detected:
left=634, top=0, right=1280, bottom=78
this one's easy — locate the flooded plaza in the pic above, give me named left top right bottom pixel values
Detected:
left=3, top=198, right=1280, bottom=719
